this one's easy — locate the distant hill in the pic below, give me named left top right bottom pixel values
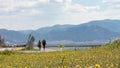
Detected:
left=0, top=19, right=120, bottom=44
left=0, top=29, right=27, bottom=44
left=34, top=24, right=75, bottom=34
left=85, top=19, right=120, bottom=32
left=19, top=30, right=33, bottom=34
left=32, top=19, right=120, bottom=42
left=34, top=24, right=119, bottom=42
left=31, top=24, right=75, bottom=41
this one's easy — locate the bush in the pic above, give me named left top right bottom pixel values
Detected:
left=0, top=50, right=15, bottom=55
left=59, top=44, right=64, bottom=48
left=113, top=38, right=120, bottom=48
left=26, top=46, right=33, bottom=50
left=103, top=38, right=120, bottom=50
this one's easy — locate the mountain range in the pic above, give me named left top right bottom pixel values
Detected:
left=0, top=19, right=120, bottom=45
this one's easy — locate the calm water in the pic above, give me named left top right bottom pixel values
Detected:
left=47, top=47, right=91, bottom=50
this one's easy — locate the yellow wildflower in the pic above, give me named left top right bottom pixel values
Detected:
left=75, top=65, right=81, bottom=68
left=6, top=66, right=12, bottom=68
left=95, top=64, right=100, bottom=68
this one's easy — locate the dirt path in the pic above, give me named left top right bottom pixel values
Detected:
left=19, top=48, right=58, bottom=53
left=0, top=48, right=14, bottom=51
left=0, top=47, right=60, bottom=53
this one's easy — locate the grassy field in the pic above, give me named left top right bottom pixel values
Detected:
left=0, top=39, right=120, bottom=68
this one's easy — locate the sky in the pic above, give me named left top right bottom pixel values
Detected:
left=0, top=0, right=120, bottom=30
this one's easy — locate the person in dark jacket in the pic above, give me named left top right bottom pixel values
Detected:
left=42, top=39, right=46, bottom=50
left=37, top=40, right=41, bottom=51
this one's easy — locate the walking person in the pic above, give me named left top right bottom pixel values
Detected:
left=37, top=40, right=41, bottom=51
left=42, top=39, right=46, bottom=51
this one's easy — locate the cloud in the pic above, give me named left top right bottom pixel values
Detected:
left=65, top=0, right=72, bottom=3
left=102, top=0, right=120, bottom=10
left=69, top=4, right=87, bottom=12
left=0, top=0, right=120, bottom=30
left=19, top=9, right=42, bottom=16
left=0, top=0, right=50, bottom=12
left=55, top=1, right=119, bottom=24
left=30, top=9, right=41, bottom=15
left=108, top=4, right=120, bottom=9
left=0, top=0, right=37, bottom=8
left=0, top=0, right=51, bottom=17
left=55, top=9, right=108, bottom=25
left=55, top=0, right=64, bottom=3
left=63, top=3, right=100, bottom=13
left=102, top=0, right=120, bottom=3
left=38, top=0, right=50, bottom=3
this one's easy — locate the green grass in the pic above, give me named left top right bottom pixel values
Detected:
left=0, top=38, right=120, bottom=68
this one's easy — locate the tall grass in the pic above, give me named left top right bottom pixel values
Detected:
left=0, top=38, right=120, bottom=68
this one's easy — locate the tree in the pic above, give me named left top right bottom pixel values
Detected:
left=26, top=34, right=35, bottom=50
left=0, top=35, right=5, bottom=47
left=59, top=44, right=64, bottom=51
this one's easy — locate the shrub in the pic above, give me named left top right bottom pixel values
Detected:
left=103, top=38, right=120, bottom=50
left=59, top=44, right=64, bottom=48
left=0, top=50, right=14, bottom=55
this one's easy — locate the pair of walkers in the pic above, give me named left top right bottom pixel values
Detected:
left=37, top=39, right=46, bottom=51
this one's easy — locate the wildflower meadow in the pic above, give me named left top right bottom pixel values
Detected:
left=0, top=39, right=120, bottom=68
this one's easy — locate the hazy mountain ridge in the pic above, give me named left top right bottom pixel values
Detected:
left=34, top=24, right=75, bottom=34
left=0, top=19, right=120, bottom=44
left=84, top=19, right=120, bottom=32
left=19, top=30, right=34, bottom=34
left=0, top=29, right=27, bottom=44
left=33, top=19, right=120, bottom=42
left=38, top=25, right=119, bottom=41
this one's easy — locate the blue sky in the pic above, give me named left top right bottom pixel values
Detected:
left=0, top=0, right=120, bottom=30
